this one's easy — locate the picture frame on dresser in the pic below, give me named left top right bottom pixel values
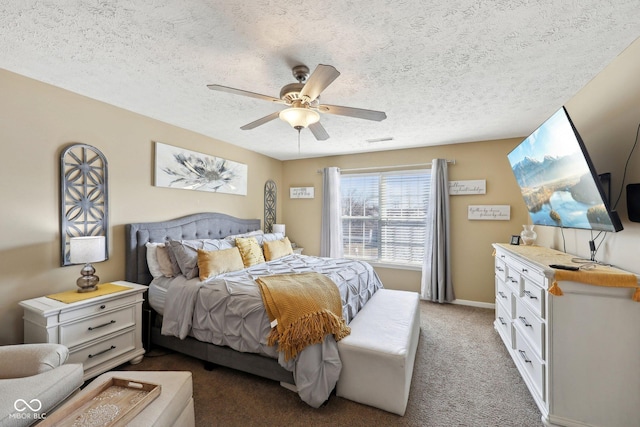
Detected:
left=510, top=235, right=520, bottom=245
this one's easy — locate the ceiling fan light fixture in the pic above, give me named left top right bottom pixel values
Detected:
left=279, top=107, right=320, bottom=129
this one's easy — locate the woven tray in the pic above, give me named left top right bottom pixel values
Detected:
left=39, top=377, right=161, bottom=427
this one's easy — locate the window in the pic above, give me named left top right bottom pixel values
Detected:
left=341, top=169, right=430, bottom=266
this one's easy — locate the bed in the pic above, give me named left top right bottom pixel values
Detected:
left=124, top=212, right=383, bottom=407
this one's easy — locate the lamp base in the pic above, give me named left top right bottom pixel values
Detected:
left=77, top=263, right=99, bottom=293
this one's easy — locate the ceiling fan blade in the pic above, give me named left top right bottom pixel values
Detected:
left=318, top=104, right=387, bottom=121
left=207, top=84, right=285, bottom=104
left=308, top=122, right=329, bottom=141
left=240, top=111, right=281, bottom=130
left=299, top=64, right=340, bottom=103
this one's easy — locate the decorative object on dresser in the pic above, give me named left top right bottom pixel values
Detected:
left=493, top=243, right=640, bottom=427
left=60, top=143, right=109, bottom=266
left=69, top=235, right=107, bottom=292
left=20, top=281, right=147, bottom=381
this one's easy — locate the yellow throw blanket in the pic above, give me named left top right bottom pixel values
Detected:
left=551, top=268, right=640, bottom=301
left=256, top=272, right=350, bottom=361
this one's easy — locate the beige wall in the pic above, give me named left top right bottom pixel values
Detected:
left=0, top=70, right=282, bottom=344
left=281, top=139, right=529, bottom=302
left=2, top=36, right=639, bottom=344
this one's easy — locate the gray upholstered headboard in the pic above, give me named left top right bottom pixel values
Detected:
left=125, top=212, right=261, bottom=285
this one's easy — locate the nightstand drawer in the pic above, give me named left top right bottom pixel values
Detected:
left=58, top=292, right=139, bottom=323
left=60, top=305, right=135, bottom=348
left=69, top=328, right=136, bottom=371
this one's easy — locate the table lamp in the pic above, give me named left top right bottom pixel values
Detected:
left=70, top=235, right=106, bottom=293
left=272, top=224, right=286, bottom=235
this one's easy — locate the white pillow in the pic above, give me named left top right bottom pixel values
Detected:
left=145, top=242, right=165, bottom=278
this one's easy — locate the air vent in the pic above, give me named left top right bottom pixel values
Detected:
left=366, top=137, right=394, bottom=143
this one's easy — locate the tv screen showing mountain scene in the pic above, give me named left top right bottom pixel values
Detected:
left=507, top=108, right=620, bottom=232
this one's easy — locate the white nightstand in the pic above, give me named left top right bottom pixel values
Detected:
left=20, top=280, right=147, bottom=381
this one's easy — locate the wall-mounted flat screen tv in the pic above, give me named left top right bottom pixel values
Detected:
left=507, top=107, right=623, bottom=232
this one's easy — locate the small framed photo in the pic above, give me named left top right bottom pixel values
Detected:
left=510, top=235, right=521, bottom=245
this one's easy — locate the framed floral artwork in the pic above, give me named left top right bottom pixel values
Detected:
left=154, top=142, right=247, bottom=196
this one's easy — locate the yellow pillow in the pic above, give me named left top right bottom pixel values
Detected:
left=197, top=247, right=244, bottom=281
left=235, top=237, right=266, bottom=267
left=263, top=237, right=294, bottom=261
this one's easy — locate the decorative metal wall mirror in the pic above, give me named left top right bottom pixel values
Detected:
left=60, top=143, right=109, bottom=266
left=264, top=180, right=277, bottom=232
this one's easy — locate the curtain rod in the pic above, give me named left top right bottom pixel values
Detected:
left=318, top=159, right=456, bottom=174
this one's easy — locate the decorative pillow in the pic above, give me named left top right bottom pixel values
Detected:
left=254, top=232, right=285, bottom=246
left=156, top=245, right=175, bottom=277
left=235, top=237, right=266, bottom=267
left=224, top=229, right=264, bottom=244
left=197, top=247, right=245, bottom=281
left=263, top=237, right=294, bottom=261
left=168, top=238, right=234, bottom=279
left=145, top=242, right=165, bottom=278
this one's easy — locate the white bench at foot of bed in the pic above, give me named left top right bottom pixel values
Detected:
left=336, top=289, right=420, bottom=416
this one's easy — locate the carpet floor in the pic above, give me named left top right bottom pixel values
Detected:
left=118, top=302, right=543, bottom=426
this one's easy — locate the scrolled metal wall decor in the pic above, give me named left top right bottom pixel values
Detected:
left=60, top=143, right=109, bottom=266
left=264, top=180, right=277, bottom=233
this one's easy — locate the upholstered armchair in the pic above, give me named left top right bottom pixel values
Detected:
left=0, top=344, right=83, bottom=427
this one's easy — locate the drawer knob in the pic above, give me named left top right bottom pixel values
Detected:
left=498, top=316, right=507, bottom=326
left=519, top=316, right=532, bottom=327
left=522, top=268, right=528, bottom=273
left=88, top=320, right=116, bottom=331
left=518, top=349, right=532, bottom=363
left=524, top=290, right=538, bottom=300
left=100, top=305, right=106, bottom=309
left=88, top=345, right=116, bottom=359
left=498, top=291, right=508, bottom=299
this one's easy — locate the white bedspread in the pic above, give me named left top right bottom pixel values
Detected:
left=158, top=254, right=383, bottom=407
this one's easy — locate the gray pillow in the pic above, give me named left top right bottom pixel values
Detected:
left=168, top=239, right=234, bottom=279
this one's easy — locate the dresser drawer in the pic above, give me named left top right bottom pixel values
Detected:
left=504, top=269, right=521, bottom=294
left=59, top=305, right=135, bottom=348
left=514, top=329, right=545, bottom=402
left=58, top=292, right=139, bottom=323
left=496, top=277, right=512, bottom=309
left=495, top=257, right=507, bottom=282
left=68, top=328, right=136, bottom=371
left=495, top=301, right=513, bottom=348
left=515, top=298, right=544, bottom=360
left=522, top=278, right=544, bottom=317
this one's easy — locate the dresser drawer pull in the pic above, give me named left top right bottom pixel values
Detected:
left=100, top=305, right=106, bottom=309
left=518, top=316, right=532, bottom=327
left=496, top=266, right=504, bottom=272
left=498, top=316, right=507, bottom=326
left=498, top=291, right=508, bottom=299
left=518, top=349, right=532, bottom=364
left=87, top=320, right=116, bottom=331
left=88, top=345, right=116, bottom=359
left=524, top=290, right=538, bottom=300
left=522, top=268, right=528, bottom=273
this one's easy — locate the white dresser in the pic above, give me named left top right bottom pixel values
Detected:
left=20, top=281, right=147, bottom=381
left=493, top=243, right=640, bottom=427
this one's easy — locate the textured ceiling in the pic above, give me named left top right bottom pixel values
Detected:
left=1, top=1, right=639, bottom=160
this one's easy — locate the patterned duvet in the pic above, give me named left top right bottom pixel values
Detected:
left=154, top=254, right=383, bottom=407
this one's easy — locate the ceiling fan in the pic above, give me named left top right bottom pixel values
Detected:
left=207, top=64, right=387, bottom=141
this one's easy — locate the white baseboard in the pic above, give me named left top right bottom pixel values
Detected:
left=451, top=299, right=495, bottom=309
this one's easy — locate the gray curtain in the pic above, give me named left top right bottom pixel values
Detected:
left=320, top=167, right=344, bottom=258
left=421, top=159, right=454, bottom=302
